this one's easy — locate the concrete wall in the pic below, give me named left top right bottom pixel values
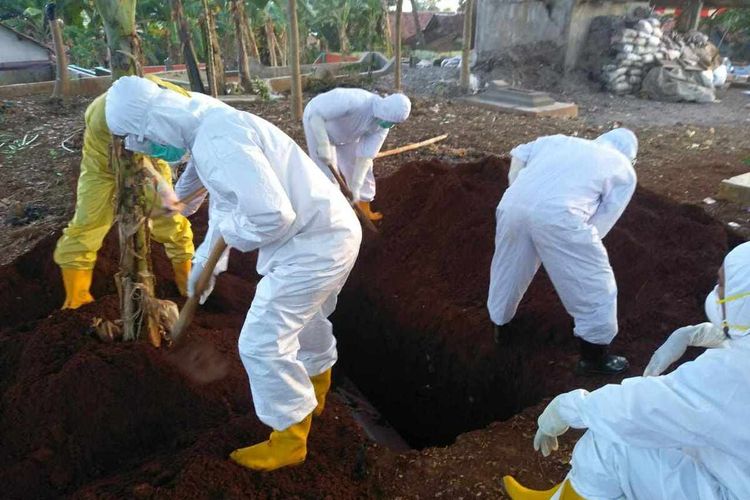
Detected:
left=475, top=0, right=575, bottom=58
left=475, top=0, right=646, bottom=70
left=0, top=27, right=49, bottom=64
left=0, top=66, right=53, bottom=86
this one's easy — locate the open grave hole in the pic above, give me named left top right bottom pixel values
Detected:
left=0, top=157, right=740, bottom=496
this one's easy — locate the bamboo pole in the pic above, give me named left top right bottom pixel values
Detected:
left=460, top=0, right=474, bottom=92
left=376, top=134, right=448, bottom=158
left=288, top=0, right=303, bottom=121
left=394, top=0, right=403, bottom=91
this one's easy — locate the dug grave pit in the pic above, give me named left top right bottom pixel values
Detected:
left=0, top=156, right=737, bottom=496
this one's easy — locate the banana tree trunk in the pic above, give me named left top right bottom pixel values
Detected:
left=172, top=0, right=206, bottom=93
left=394, top=0, right=403, bottom=90
left=240, top=4, right=259, bottom=62
left=200, top=0, right=225, bottom=96
left=288, top=0, right=303, bottom=120
left=278, top=27, right=287, bottom=67
left=265, top=18, right=278, bottom=66
left=231, top=0, right=252, bottom=90
left=247, top=22, right=261, bottom=61
left=94, top=0, right=159, bottom=345
left=46, top=5, right=70, bottom=99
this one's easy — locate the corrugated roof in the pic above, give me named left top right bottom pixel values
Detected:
left=0, top=22, right=52, bottom=52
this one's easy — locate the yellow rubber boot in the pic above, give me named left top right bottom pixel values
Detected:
left=230, top=413, right=312, bottom=471
left=356, top=201, right=383, bottom=221
left=310, top=368, right=332, bottom=416
left=502, top=476, right=584, bottom=500
left=172, top=260, right=192, bottom=297
left=61, top=268, right=95, bottom=310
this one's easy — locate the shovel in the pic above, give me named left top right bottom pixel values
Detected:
left=326, top=164, right=379, bottom=235
left=166, top=236, right=230, bottom=384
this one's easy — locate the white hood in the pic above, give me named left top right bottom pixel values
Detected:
left=594, top=128, right=638, bottom=163
left=721, top=242, right=750, bottom=338
left=372, top=93, right=411, bottom=123
left=105, top=75, right=219, bottom=150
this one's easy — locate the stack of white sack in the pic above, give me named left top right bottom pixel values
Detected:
left=602, top=18, right=665, bottom=95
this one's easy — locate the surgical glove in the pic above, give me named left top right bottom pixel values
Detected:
left=187, top=259, right=215, bottom=305
left=350, top=157, right=373, bottom=201
left=644, top=322, right=725, bottom=377
left=533, top=395, right=570, bottom=457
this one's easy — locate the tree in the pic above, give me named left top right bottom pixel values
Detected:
left=230, top=0, right=253, bottom=89
left=200, top=0, right=225, bottom=95
left=409, top=0, right=425, bottom=48
left=171, top=0, right=206, bottom=92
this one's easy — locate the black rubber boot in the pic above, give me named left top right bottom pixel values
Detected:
left=576, top=338, right=629, bottom=376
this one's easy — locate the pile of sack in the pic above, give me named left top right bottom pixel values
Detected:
left=600, top=15, right=728, bottom=101
left=602, top=18, right=665, bottom=95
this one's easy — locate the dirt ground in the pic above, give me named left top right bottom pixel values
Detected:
left=1, top=82, right=749, bottom=498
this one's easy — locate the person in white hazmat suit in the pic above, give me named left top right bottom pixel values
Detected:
left=303, top=88, right=411, bottom=221
left=503, top=241, right=750, bottom=500
left=105, top=76, right=362, bottom=472
left=488, top=129, right=638, bottom=376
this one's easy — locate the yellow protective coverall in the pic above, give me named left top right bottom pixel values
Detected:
left=53, top=78, right=195, bottom=309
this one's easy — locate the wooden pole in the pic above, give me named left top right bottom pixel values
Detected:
left=376, top=134, right=448, bottom=158
left=394, top=0, right=403, bottom=91
left=288, top=0, right=303, bottom=121
left=460, top=0, right=474, bottom=92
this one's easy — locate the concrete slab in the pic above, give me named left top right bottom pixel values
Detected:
left=461, top=95, right=579, bottom=118
left=718, top=172, right=750, bottom=204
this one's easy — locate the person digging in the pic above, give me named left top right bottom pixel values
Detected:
left=105, top=76, right=362, bottom=471
left=488, top=129, right=638, bottom=376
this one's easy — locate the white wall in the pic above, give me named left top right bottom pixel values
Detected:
left=0, top=26, right=49, bottom=64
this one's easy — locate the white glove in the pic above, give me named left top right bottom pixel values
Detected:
left=643, top=322, right=725, bottom=377
left=508, top=156, right=527, bottom=185
left=350, top=157, right=373, bottom=201
left=187, top=259, right=215, bottom=305
left=533, top=395, right=570, bottom=457
left=309, top=113, right=333, bottom=165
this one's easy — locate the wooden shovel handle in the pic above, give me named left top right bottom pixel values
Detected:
left=170, top=236, right=227, bottom=344
left=326, top=164, right=379, bottom=235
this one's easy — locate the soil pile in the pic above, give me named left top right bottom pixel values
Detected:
left=335, top=157, right=731, bottom=447
left=0, top=210, right=375, bottom=499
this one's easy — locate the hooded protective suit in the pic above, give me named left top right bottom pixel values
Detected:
left=106, top=77, right=362, bottom=431
left=546, top=242, right=750, bottom=500
left=487, top=129, right=638, bottom=345
left=302, top=88, right=411, bottom=202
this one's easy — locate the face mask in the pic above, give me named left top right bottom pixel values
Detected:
left=124, top=135, right=187, bottom=163
left=148, top=142, right=187, bottom=163
left=378, top=120, right=395, bottom=129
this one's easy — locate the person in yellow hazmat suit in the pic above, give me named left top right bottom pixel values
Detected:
left=53, top=76, right=195, bottom=309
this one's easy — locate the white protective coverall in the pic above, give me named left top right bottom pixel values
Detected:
left=106, top=77, right=362, bottom=431
left=487, top=129, right=638, bottom=345
left=302, top=88, right=411, bottom=202
left=548, top=242, right=750, bottom=500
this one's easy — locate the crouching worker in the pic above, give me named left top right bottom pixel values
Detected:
left=53, top=76, right=195, bottom=309
left=303, top=88, right=411, bottom=221
left=504, top=242, right=750, bottom=500
left=488, top=129, right=638, bottom=375
left=105, top=76, right=362, bottom=471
